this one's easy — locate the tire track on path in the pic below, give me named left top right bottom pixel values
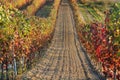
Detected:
left=22, top=0, right=104, bottom=80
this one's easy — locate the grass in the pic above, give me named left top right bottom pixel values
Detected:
left=35, top=2, right=53, bottom=18
left=78, top=1, right=113, bottom=23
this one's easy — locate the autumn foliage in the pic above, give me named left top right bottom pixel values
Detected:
left=71, top=1, right=120, bottom=79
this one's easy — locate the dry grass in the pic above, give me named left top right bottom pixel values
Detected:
left=26, top=0, right=46, bottom=15
left=12, top=0, right=33, bottom=8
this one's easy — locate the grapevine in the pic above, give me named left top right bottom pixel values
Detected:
left=0, top=0, right=60, bottom=79
left=71, top=1, right=120, bottom=79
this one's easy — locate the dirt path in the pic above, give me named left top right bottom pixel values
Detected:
left=22, top=0, right=104, bottom=80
